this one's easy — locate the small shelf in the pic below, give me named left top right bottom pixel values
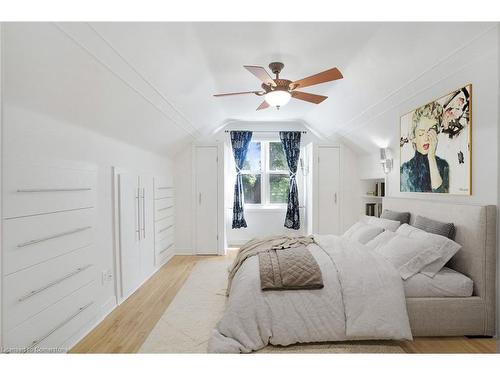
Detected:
left=361, top=195, right=383, bottom=199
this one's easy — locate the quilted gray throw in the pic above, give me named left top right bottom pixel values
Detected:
left=258, top=246, right=324, bottom=291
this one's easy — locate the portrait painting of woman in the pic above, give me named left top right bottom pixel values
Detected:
left=400, top=84, right=471, bottom=195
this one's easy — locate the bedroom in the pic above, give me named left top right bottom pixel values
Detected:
left=0, top=0, right=499, bottom=372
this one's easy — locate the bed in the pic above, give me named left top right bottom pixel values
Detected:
left=209, top=198, right=496, bottom=353
left=384, top=198, right=497, bottom=337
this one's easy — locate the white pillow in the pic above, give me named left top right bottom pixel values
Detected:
left=373, top=234, right=442, bottom=280
left=396, top=224, right=461, bottom=277
left=343, top=222, right=384, bottom=244
left=365, top=230, right=397, bottom=250
left=362, top=216, right=401, bottom=232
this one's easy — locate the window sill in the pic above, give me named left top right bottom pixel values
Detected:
left=227, top=206, right=305, bottom=213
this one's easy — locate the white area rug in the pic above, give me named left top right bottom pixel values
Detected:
left=139, top=259, right=404, bottom=353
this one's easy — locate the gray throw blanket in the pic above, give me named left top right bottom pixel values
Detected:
left=258, top=246, right=324, bottom=290
left=226, top=235, right=316, bottom=295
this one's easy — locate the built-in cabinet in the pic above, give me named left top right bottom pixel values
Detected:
left=1, top=159, right=100, bottom=352
left=313, top=145, right=341, bottom=235
left=193, top=145, right=220, bottom=254
left=115, top=170, right=155, bottom=301
left=153, top=176, right=175, bottom=265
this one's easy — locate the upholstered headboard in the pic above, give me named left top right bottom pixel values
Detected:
left=383, top=197, right=497, bottom=333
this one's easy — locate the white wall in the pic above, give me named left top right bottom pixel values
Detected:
left=497, top=23, right=500, bottom=339
left=2, top=103, right=173, bottom=319
left=355, top=25, right=499, bottom=335
left=357, top=26, right=499, bottom=205
left=174, top=121, right=363, bottom=250
left=0, top=22, right=4, bottom=346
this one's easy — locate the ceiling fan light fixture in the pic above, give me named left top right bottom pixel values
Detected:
left=264, top=90, right=291, bottom=108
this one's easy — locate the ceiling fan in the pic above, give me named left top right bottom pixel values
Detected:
left=214, top=62, right=343, bottom=110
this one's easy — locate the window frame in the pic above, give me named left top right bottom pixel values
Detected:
left=240, top=139, right=291, bottom=208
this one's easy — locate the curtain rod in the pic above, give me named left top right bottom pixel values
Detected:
left=224, top=130, right=307, bottom=134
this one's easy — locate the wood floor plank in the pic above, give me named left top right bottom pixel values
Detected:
left=70, top=254, right=497, bottom=354
left=70, top=256, right=203, bottom=353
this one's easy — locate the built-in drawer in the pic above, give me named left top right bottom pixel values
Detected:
left=154, top=216, right=174, bottom=234
left=3, top=281, right=99, bottom=352
left=3, top=160, right=97, bottom=219
left=156, top=245, right=174, bottom=265
left=155, top=224, right=174, bottom=243
left=157, top=206, right=174, bottom=223
left=3, top=245, right=97, bottom=330
left=155, top=196, right=174, bottom=211
left=2, top=208, right=95, bottom=275
left=154, top=186, right=174, bottom=200
left=155, top=237, right=174, bottom=257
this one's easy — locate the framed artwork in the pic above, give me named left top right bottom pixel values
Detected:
left=400, top=84, right=472, bottom=195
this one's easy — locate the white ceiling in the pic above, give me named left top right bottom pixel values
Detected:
left=3, top=22, right=495, bottom=156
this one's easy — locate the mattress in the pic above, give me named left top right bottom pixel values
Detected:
left=403, top=267, right=473, bottom=297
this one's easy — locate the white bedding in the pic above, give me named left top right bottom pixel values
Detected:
left=403, top=267, right=473, bottom=297
left=208, top=235, right=412, bottom=353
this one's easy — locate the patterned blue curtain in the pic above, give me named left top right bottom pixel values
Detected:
left=279, top=131, right=301, bottom=230
left=230, top=131, right=253, bottom=229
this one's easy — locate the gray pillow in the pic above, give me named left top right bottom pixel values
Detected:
left=413, top=215, right=456, bottom=239
left=380, top=209, right=411, bottom=224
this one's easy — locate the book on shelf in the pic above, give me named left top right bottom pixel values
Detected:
left=365, top=203, right=376, bottom=216
left=374, top=181, right=385, bottom=197
left=366, top=202, right=383, bottom=217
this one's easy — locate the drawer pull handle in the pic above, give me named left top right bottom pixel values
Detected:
left=17, top=226, right=92, bottom=248
left=17, top=188, right=92, bottom=193
left=158, top=205, right=174, bottom=212
left=157, top=187, right=173, bottom=190
left=158, top=224, right=174, bottom=233
left=18, top=264, right=93, bottom=302
left=27, top=302, right=94, bottom=351
left=159, top=243, right=174, bottom=255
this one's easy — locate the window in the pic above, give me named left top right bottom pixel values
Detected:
left=240, top=140, right=297, bottom=206
left=241, top=142, right=262, bottom=204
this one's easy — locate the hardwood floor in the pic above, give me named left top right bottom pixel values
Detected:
left=70, top=254, right=498, bottom=354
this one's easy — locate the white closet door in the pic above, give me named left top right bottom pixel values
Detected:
left=195, top=146, right=219, bottom=254
left=118, top=173, right=142, bottom=298
left=317, top=147, right=341, bottom=235
left=140, top=176, right=155, bottom=279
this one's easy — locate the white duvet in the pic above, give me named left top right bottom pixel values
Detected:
left=208, top=235, right=412, bottom=353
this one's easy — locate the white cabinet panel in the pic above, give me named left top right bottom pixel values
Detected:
left=317, top=147, right=341, bottom=235
left=3, top=161, right=96, bottom=218
left=117, top=171, right=156, bottom=300
left=118, top=173, right=142, bottom=298
left=3, top=281, right=98, bottom=351
left=3, top=245, right=97, bottom=330
left=155, top=224, right=174, bottom=243
left=2, top=158, right=99, bottom=353
left=195, top=146, right=219, bottom=254
left=155, top=237, right=174, bottom=260
left=140, top=176, right=155, bottom=279
left=2, top=208, right=95, bottom=275
left=154, top=176, right=174, bottom=200
left=153, top=176, right=175, bottom=264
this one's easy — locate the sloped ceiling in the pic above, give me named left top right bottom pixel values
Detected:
left=3, top=22, right=495, bottom=156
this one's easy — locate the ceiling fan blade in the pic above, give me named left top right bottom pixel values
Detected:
left=214, top=91, right=262, bottom=97
left=244, top=65, right=276, bottom=87
left=291, top=67, right=343, bottom=89
left=256, top=101, right=270, bottom=111
left=291, top=91, right=328, bottom=104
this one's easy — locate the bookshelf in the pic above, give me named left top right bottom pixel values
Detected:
left=360, top=177, right=385, bottom=217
